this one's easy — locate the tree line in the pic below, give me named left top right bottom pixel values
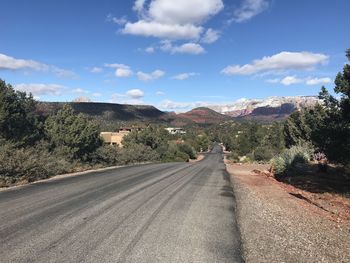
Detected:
left=284, top=49, right=350, bottom=165
left=0, top=80, right=209, bottom=186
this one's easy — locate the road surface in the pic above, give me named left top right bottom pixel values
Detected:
left=0, top=145, right=243, bottom=262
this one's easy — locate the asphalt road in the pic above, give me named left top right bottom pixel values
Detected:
left=0, top=145, right=243, bottom=263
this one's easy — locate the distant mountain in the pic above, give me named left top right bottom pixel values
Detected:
left=36, top=102, right=166, bottom=121
left=171, top=107, right=231, bottom=125
left=208, top=96, right=320, bottom=121
left=36, top=96, right=321, bottom=126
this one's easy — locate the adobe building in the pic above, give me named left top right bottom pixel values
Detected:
left=100, top=127, right=144, bottom=146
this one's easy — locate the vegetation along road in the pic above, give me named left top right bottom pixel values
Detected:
left=0, top=145, right=243, bottom=263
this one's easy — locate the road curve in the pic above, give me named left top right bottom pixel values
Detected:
left=0, top=145, right=243, bottom=263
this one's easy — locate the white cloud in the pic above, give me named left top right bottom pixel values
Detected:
left=126, top=89, right=144, bottom=99
left=72, top=88, right=89, bottom=94
left=201, top=28, right=220, bottom=43
left=90, top=67, right=103, bottom=73
left=137, top=69, right=165, bottom=81
left=104, top=63, right=129, bottom=68
left=159, top=40, right=173, bottom=52
left=122, top=0, right=223, bottom=41
left=147, top=0, right=224, bottom=25
left=222, top=51, right=329, bottom=75
left=233, top=0, right=269, bottom=23
left=116, top=67, right=133, bottom=77
left=105, top=63, right=133, bottom=77
left=133, top=0, right=146, bottom=13
left=160, top=41, right=205, bottom=55
left=110, top=93, right=132, bottom=104
left=266, top=76, right=332, bottom=86
left=0, top=53, right=78, bottom=79
left=92, top=92, right=102, bottom=97
left=0, top=53, right=48, bottom=71
left=156, top=91, right=165, bottom=96
left=106, top=14, right=128, bottom=25
left=158, top=99, right=209, bottom=111
left=105, top=63, right=166, bottom=80
left=306, top=77, right=332, bottom=85
left=123, top=20, right=203, bottom=40
left=280, top=76, right=303, bottom=86
left=266, top=78, right=280, bottom=83
left=52, top=67, right=79, bottom=79
left=145, top=46, right=155, bottom=53
left=158, top=100, right=195, bottom=110
left=14, top=83, right=66, bottom=96
left=172, top=72, right=198, bottom=80
left=110, top=89, right=145, bottom=105
left=172, top=43, right=205, bottom=55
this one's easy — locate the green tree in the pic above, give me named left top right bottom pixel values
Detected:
left=45, top=105, right=102, bottom=159
left=122, top=125, right=169, bottom=150
left=267, top=122, right=285, bottom=154
left=317, top=49, right=350, bottom=164
left=194, top=134, right=209, bottom=152
left=178, top=143, right=197, bottom=159
left=284, top=110, right=313, bottom=147
left=0, top=79, right=42, bottom=146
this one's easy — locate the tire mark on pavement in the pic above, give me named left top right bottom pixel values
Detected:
left=116, top=166, right=208, bottom=263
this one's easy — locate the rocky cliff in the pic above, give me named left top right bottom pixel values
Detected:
left=208, top=96, right=320, bottom=120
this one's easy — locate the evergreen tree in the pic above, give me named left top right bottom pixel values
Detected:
left=0, top=79, right=42, bottom=146
left=45, top=105, right=102, bottom=159
left=317, top=49, right=350, bottom=163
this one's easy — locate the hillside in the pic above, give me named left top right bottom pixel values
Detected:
left=36, top=102, right=166, bottom=121
left=173, top=107, right=231, bottom=125
left=35, top=96, right=320, bottom=126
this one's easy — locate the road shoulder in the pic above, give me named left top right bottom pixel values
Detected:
left=226, top=161, right=350, bottom=263
left=0, top=162, right=156, bottom=192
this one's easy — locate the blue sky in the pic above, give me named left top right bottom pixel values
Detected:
left=0, top=0, right=349, bottom=111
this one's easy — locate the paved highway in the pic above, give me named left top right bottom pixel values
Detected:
left=0, top=145, right=243, bottom=262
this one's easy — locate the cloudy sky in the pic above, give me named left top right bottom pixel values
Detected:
left=1, top=0, right=349, bottom=111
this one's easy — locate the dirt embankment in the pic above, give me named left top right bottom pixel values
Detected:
left=226, top=161, right=350, bottom=263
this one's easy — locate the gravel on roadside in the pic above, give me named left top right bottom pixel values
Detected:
left=227, top=163, right=350, bottom=263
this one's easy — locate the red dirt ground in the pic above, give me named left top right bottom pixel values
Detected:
left=225, top=160, right=350, bottom=225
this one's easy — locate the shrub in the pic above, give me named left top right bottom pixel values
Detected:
left=271, top=144, right=313, bottom=175
left=162, top=151, right=189, bottom=162
left=194, top=134, right=209, bottom=152
left=271, top=156, right=287, bottom=175
left=120, top=144, right=160, bottom=164
left=0, top=140, right=72, bottom=184
left=162, top=143, right=190, bottom=162
left=253, top=146, right=274, bottom=162
left=243, top=153, right=255, bottom=163
left=227, top=152, right=240, bottom=162
left=88, top=145, right=121, bottom=166
left=178, top=143, right=197, bottom=159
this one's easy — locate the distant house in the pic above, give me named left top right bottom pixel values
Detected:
left=118, top=127, right=143, bottom=133
left=100, top=132, right=125, bottom=146
left=100, top=127, right=143, bottom=146
left=165, top=127, right=186, bottom=135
